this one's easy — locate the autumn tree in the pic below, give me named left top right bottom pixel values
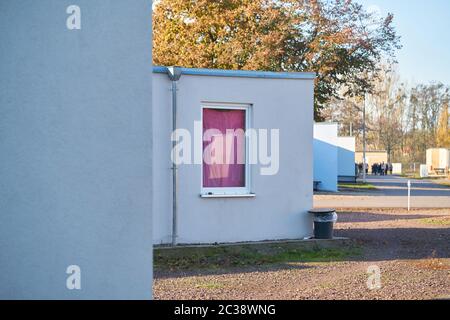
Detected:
left=153, top=0, right=401, bottom=119
left=323, top=64, right=407, bottom=162
left=365, top=65, right=407, bottom=162
left=406, top=83, right=450, bottom=162
left=153, top=0, right=291, bottom=70
left=436, top=101, right=450, bottom=148
left=320, top=93, right=363, bottom=137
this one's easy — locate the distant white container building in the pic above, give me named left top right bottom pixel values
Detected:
left=153, top=67, right=316, bottom=245
left=313, top=123, right=339, bottom=192
left=313, top=123, right=356, bottom=191
left=337, top=137, right=356, bottom=183
left=426, top=148, right=450, bottom=175
left=392, top=163, right=403, bottom=175
left=355, top=151, right=388, bottom=174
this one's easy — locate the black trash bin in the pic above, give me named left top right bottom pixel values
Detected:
left=308, top=209, right=338, bottom=240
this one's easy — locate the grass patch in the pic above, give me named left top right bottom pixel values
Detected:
left=398, top=174, right=419, bottom=179
left=436, top=181, right=450, bottom=188
left=154, top=243, right=361, bottom=271
left=339, top=183, right=377, bottom=190
left=399, top=174, right=446, bottom=180
left=419, top=217, right=450, bottom=226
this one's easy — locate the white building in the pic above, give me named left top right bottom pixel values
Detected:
left=152, top=67, right=316, bottom=245
left=313, top=124, right=356, bottom=190
left=392, top=163, right=403, bottom=175
left=0, top=1, right=154, bottom=299
left=337, top=137, right=356, bottom=183
left=426, top=148, right=450, bottom=175
left=313, top=123, right=339, bottom=192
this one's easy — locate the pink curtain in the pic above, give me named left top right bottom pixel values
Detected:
left=203, top=108, right=246, bottom=188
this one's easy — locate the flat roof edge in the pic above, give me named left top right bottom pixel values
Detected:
left=314, top=122, right=339, bottom=126
left=153, top=66, right=316, bottom=80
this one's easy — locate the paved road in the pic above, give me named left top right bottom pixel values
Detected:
left=315, top=175, right=450, bottom=209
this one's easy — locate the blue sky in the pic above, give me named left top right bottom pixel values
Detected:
left=358, top=0, right=450, bottom=86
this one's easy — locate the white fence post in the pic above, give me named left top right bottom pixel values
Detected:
left=407, top=180, right=411, bottom=211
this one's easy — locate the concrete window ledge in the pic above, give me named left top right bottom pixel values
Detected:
left=200, top=193, right=256, bottom=199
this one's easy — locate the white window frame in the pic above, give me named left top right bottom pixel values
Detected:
left=200, top=103, right=252, bottom=197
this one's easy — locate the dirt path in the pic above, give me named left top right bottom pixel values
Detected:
left=154, top=209, right=450, bottom=300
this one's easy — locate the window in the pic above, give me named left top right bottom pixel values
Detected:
left=201, top=104, right=251, bottom=196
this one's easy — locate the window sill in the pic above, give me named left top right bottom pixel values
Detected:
left=200, top=193, right=256, bottom=199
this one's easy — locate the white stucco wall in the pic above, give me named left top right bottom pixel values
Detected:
left=0, top=1, right=153, bottom=299
left=337, top=137, right=356, bottom=178
left=152, top=70, right=315, bottom=245
left=392, top=163, right=403, bottom=175
left=313, top=123, right=338, bottom=192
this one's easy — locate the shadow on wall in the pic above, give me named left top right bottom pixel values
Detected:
left=313, top=139, right=338, bottom=192
left=338, top=146, right=356, bottom=178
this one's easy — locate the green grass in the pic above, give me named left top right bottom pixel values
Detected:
left=398, top=173, right=417, bottom=178
left=436, top=181, right=450, bottom=188
left=154, top=243, right=361, bottom=271
left=338, top=183, right=377, bottom=190
left=399, top=174, right=446, bottom=180
left=419, top=217, right=450, bottom=226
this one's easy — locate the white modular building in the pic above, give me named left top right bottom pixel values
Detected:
left=337, top=137, right=356, bottom=183
left=426, top=148, right=450, bottom=175
left=313, top=123, right=357, bottom=190
left=313, top=123, right=339, bottom=192
left=0, top=1, right=154, bottom=299
left=392, top=163, right=403, bottom=175
left=152, top=67, right=316, bottom=245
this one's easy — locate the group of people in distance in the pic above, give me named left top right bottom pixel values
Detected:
left=357, top=162, right=393, bottom=176
left=371, top=162, right=393, bottom=176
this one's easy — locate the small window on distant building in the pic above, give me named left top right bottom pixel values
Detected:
left=202, top=105, right=250, bottom=195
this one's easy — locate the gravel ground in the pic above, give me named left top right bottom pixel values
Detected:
left=154, top=209, right=450, bottom=300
